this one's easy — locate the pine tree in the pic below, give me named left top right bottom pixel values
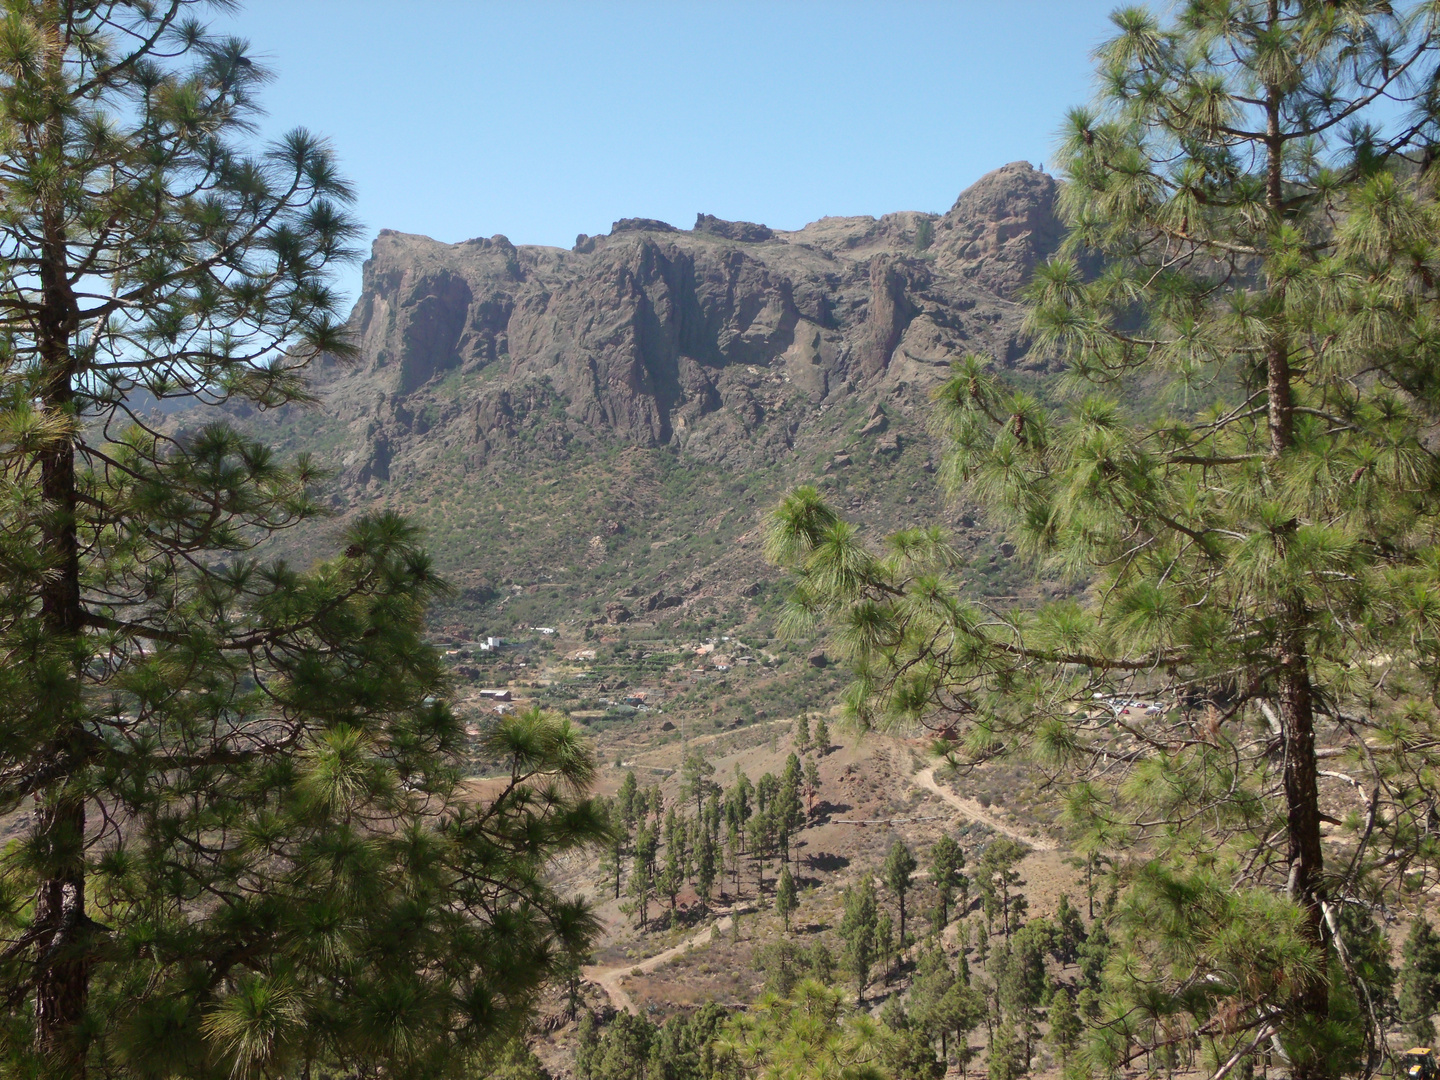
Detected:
left=976, top=839, right=1027, bottom=940
left=726, top=770, right=754, bottom=836
left=1001, top=921, right=1050, bottom=1068
left=876, top=913, right=895, bottom=986
left=617, top=770, right=640, bottom=832
left=635, top=819, right=659, bottom=872
left=756, top=771, right=778, bottom=817
left=778, top=754, right=805, bottom=868
left=808, top=940, right=837, bottom=986
left=1066, top=849, right=1110, bottom=920
left=948, top=981, right=985, bottom=1080
left=884, top=839, right=919, bottom=945
left=660, top=844, right=684, bottom=921
left=706, top=790, right=723, bottom=847
left=812, top=716, right=831, bottom=755
left=747, top=807, right=774, bottom=894
left=627, top=849, right=653, bottom=930
left=930, top=835, right=968, bottom=930
left=776, top=865, right=798, bottom=933
left=664, top=806, right=682, bottom=859
left=697, top=826, right=718, bottom=902
left=726, top=819, right=743, bottom=898
left=767, top=5, right=1440, bottom=1076
left=986, top=1021, right=1022, bottom=1080
left=600, top=797, right=628, bottom=899
left=713, top=981, right=885, bottom=1080
left=754, top=939, right=809, bottom=998
left=878, top=1000, right=945, bottom=1080
left=0, top=6, right=607, bottom=1078
left=794, top=715, right=811, bottom=752
left=1400, top=916, right=1440, bottom=1044
left=478, top=1036, right=555, bottom=1080
left=803, top=755, right=822, bottom=817
left=1076, top=918, right=1110, bottom=993
left=840, top=879, right=879, bottom=1002
left=908, top=947, right=957, bottom=1059
left=682, top=752, right=717, bottom=818
left=575, top=1010, right=601, bottom=1080
left=1047, top=988, right=1082, bottom=1069
left=588, top=1011, right=656, bottom=1080
left=1054, top=893, right=1087, bottom=966
left=781, top=752, right=804, bottom=805
left=684, top=817, right=697, bottom=883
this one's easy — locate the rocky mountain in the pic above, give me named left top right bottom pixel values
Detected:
left=255, top=162, right=1066, bottom=634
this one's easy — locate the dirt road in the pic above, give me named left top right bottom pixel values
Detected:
left=910, top=765, right=1058, bottom=851
left=584, top=905, right=753, bottom=1014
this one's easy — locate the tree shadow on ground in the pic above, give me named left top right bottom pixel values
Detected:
left=805, top=851, right=850, bottom=873
left=809, top=801, right=851, bottom=822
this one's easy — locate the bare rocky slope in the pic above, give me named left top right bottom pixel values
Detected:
left=254, top=162, right=1065, bottom=634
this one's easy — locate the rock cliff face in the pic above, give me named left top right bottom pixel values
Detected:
left=242, top=163, right=1066, bottom=630
left=315, top=162, right=1061, bottom=491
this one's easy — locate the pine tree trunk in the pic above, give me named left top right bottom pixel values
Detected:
left=1266, top=353, right=1330, bottom=1070
left=34, top=94, right=91, bottom=1074
left=32, top=797, right=88, bottom=1077
left=1279, top=633, right=1328, bottom=1071
left=1262, top=49, right=1329, bottom=1072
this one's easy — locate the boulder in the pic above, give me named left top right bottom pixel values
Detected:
left=871, top=432, right=901, bottom=458
left=640, top=590, right=684, bottom=612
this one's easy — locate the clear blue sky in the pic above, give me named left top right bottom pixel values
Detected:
left=213, top=1, right=1122, bottom=304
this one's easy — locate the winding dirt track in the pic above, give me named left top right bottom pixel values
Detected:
left=910, top=766, right=1057, bottom=851
left=583, top=906, right=752, bottom=1014
left=583, top=761, right=1056, bottom=1012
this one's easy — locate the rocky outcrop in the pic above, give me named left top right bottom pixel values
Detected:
left=309, top=162, right=1065, bottom=490
left=932, top=161, right=1062, bottom=297
left=694, top=214, right=774, bottom=242
left=857, top=255, right=919, bottom=380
